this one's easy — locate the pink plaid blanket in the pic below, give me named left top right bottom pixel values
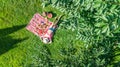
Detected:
left=26, top=13, right=53, bottom=38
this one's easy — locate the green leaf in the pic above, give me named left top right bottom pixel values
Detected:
left=117, top=18, right=120, bottom=25
left=93, top=1, right=101, bottom=8
left=118, top=43, right=120, bottom=48
left=110, top=5, right=117, bottom=10
left=106, top=27, right=110, bottom=36
left=95, top=29, right=101, bottom=35
left=113, top=27, right=120, bottom=33
left=101, top=15, right=108, bottom=22
left=102, top=26, right=108, bottom=33
left=94, top=22, right=106, bottom=27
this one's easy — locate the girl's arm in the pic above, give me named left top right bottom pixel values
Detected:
left=53, top=15, right=63, bottom=26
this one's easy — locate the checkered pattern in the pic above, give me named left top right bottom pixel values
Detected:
left=26, top=13, right=53, bottom=38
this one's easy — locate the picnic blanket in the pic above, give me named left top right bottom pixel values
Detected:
left=26, top=13, right=53, bottom=39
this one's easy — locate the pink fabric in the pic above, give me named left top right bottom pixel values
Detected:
left=26, top=13, right=53, bottom=38
left=44, top=32, right=53, bottom=39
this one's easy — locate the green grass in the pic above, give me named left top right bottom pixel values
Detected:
left=0, top=0, right=77, bottom=66
left=1, top=0, right=120, bottom=67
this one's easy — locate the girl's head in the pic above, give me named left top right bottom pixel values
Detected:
left=42, top=37, right=50, bottom=44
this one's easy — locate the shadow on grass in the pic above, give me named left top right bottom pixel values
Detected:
left=0, top=24, right=28, bottom=55
left=0, top=24, right=26, bottom=37
left=0, top=36, right=28, bottom=55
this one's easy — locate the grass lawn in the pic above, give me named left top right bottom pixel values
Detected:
left=0, top=0, right=77, bottom=66
left=0, top=0, right=120, bottom=67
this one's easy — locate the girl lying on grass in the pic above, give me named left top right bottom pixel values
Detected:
left=41, top=12, right=63, bottom=44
